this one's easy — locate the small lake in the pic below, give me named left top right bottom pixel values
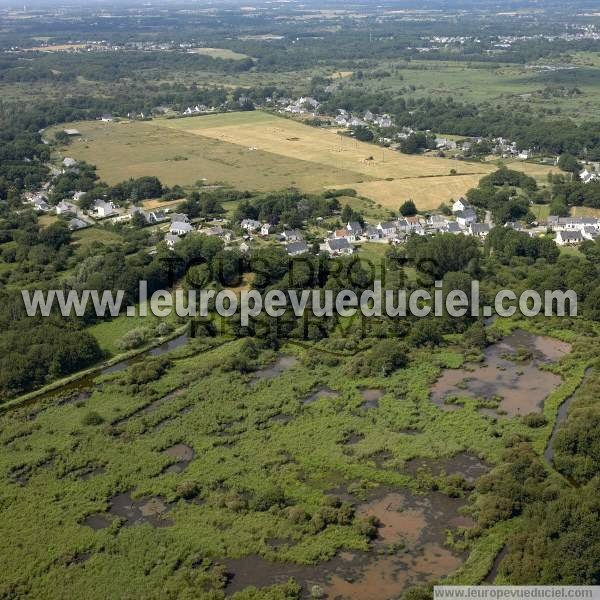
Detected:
left=430, top=331, right=571, bottom=417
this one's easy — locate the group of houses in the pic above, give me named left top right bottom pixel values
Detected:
left=547, top=216, right=600, bottom=246
left=334, top=109, right=394, bottom=129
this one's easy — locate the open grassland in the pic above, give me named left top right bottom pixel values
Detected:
left=52, top=119, right=367, bottom=192
left=154, top=112, right=495, bottom=209
left=187, top=47, right=251, bottom=60
left=55, top=112, right=558, bottom=211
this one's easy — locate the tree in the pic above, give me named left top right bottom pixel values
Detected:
left=558, top=153, right=581, bottom=175
left=399, top=200, right=417, bottom=217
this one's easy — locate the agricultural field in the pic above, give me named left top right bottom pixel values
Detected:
left=0, top=320, right=593, bottom=599
left=187, top=48, right=252, bottom=60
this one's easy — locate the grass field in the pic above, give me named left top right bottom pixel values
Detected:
left=187, top=48, right=251, bottom=60
left=55, top=111, right=559, bottom=212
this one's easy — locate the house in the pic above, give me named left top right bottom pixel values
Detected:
left=32, top=197, right=50, bottom=212
left=287, top=241, right=309, bottom=256
left=375, top=115, right=393, bottom=128
left=239, top=242, right=250, bottom=253
left=427, top=215, right=448, bottom=230
left=469, top=223, right=490, bottom=238
left=405, top=216, right=425, bottom=233
left=170, top=213, right=190, bottom=224
left=505, top=221, right=525, bottom=231
left=455, top=208, right=477, bottom=228
left=547, top=216, right=600, bottom=231
left=580, top=169, right=598, bottom=184
left=146, top=209, right=167, bottom=223
left=555, top=230, right=584, bottom=246
left=93, top=199, right=116, bottom=218
left=444, top=221, right=462, bottom=234
left=100, top=114, right=114, bottom=122
left=72, top=191, right=86, bottom=203
left=363, top=226, right=381, bottom=240
left=62, top=157, right=77, bottom=169
left=582, top=226, right=599, bottom=241
left=334, top=228, right=350, bottom=239
left=518, top=150, right=532, bottom=160
left=335, top=115, right=348, bottom=127
left=170, top=221, right=193, bottom=235
left=395, top=219, right=412, bottom=234
left=56, top=200, right=77, bottom=216
left=326, top=238, right=354, bottom=256
left=240, top=219, right=261, bottom=232
left=364, top=110, right=374, bottom=122
left=377, top=221, right=397, bottom=238
left=452, top=198, right=469, bottom=213
left=164, top=233, right=181, bottom=249
left=68, top=218, right=88, bottom=231
left=260, top=223, right=272, bottom=236
left=347, top=221, right=363, bottom=236
left=281, top=229, right=302, bottom=242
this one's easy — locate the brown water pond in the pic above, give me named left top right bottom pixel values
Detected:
left=430, top=331, right=570, bottom=417
left=251, top=356, right=299, bottom=384
left=303, top=387, right=340, bottom=406
left=361, top=389, right=384, bottom=410
left=84, top=491, right=173, bottom=529
left=223, top=487, right=472, bottom=599
left=163, top=443, right=195, bottom=474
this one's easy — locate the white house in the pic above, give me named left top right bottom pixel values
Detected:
left=455, top=208, right=477, bottom=229
left=281, top=229, right=303, bottom=242
left=260, top=223, right=272, bottom=236
left=164, top=233, right=180, bottom=249
left=93, top=199, right=116, bottom=218
left=240, top=219, right=261, bottom=232
left=518, top=150, right=532, bottom=160
left=452, top=198, right=469, bottom=213
left=555, top=230, right=584, bottom=246
left=170, top=221, right=194, bottom=235
left=377, top=221, right=397, bottom=238
left=56, top=200, right=77, bottom=216
left=62, top=157, right=77, bottom=169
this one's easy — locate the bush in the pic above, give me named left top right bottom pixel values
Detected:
left=82, top=411, right=104, bottom=426
left=117, top=327, right=150, bottom=351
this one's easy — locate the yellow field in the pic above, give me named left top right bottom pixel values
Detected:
left=54, top=111, right=553, bottom=211
left=187, top=48, right=251, bottom=60
left=51, top=118, right=366, bottom=192
left=155, top=112, right=494, bottom=208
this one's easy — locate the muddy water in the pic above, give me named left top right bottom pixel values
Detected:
left=223, top=487, right=471, bottom=599
left=431, top=331, right=569, bottom=417
left=84, top=491, right=173, bottom=529
left=303, top=387, right=340, bottom=406
left=251, top=356, right=298, bottom=384
left=361, top=389, right=384, bottom=410
left=163, top=443, right=195, bottom=473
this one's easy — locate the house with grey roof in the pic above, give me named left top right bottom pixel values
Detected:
left=170, top=221, right=194, bottom=235
left=326, top=238, right=354, bottom=256
left=555, top=230, right=584, bottom=246
left=287, top=241, right=309, bottom=256
left=469, top=223, right=491, bottom=238
left=281, top=229, right=303, bottom=242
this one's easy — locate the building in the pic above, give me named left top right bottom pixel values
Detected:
left=452, top=198, right=469, bottom=213
left=281, top=229, right=303, bottom=242
left=363, top=226, right=381, bottom=240
left=170, top=221, right=194, bottom=235
left=377, top=221, right=397, bottom=238
left=100, top=114, right=114, bottom=122
left=164, top=233, right=180, bottom=249
left=93, top=199, right=116, bottom=218
left=555, top=230, right=584, bottom=246
left=469, top=223, right=491, bottom=238
left=455, top=208, right=477, bottom=228
left=286, top=241, right=309, bottom=256
left=56, top=200, right=77, bottom=216
left=62, top=157, right=77, bottom=169
left=547, top=216, right=600, bottom=231
left=326, top=238, right=354, bottom=256
left=63, top=129, right=81, bottom=137
left=68, top=218, right=88, bottom=231
left=444, top=221, right=462, bottom=234
left=240, top=219, right=261, bottom=232
left=260, top=223, right=272, bottom=236
left=582, top=226, right=599, bottom=241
